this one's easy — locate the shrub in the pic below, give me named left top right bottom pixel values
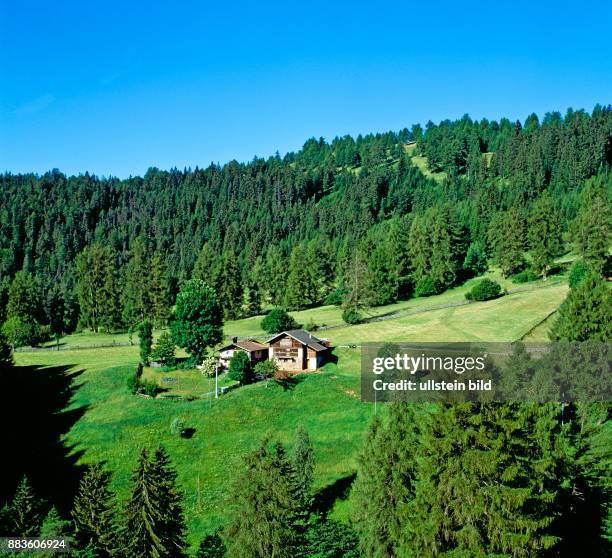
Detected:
left=465, top=279, right=503, bottom=301
left=342, top=306, right=362, bottom=325
left=253, top=359, right=278, bottom=380
left=228, top=351, right=253, bottom=384
left=415, top=277, right=444, bottom=297
left=126, top=363, right=144, bottom=394
left=140, top=380, right=159, bottom=397
left=512, top=269, right=538, bottom=284
left=170, top=418, right=186, bottom=436
left=1, top=316, right=46, bottom=348
left=568, top=260, right=593, bottom=289
left=305, top=318, right=319, bottom=332
left=261, top=308, right=299, bottom=334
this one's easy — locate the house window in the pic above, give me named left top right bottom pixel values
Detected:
left=280, top=338, right=292, bottom=348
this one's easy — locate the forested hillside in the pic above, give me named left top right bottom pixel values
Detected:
left=1, top=105, right=610, bottom=341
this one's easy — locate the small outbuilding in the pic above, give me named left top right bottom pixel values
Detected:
left=219, top=338, right=269, bottom=369
left=267, top=329, right=331, bottom=371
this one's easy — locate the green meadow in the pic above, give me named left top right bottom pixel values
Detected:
left=14, top=271, right=568, bottom=548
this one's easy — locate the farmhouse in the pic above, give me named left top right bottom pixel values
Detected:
left=219, top=338, right=268, bottom=369
left=267, top=329, right=331, bottom=371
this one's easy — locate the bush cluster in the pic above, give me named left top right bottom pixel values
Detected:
left=465, top=279, right=503, bottom=301
left=415, top=277, right=444, bottom=297
left=512, top=269, right=538, bottom=284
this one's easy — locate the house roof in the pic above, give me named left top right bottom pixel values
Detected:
left=220, top=339, right=267, bottom=353
left=267, top=329, right=329, bottom=352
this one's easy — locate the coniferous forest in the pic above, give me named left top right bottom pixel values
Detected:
left=1, top=104, right=611, bottom=557
left=0, top=106, right=611, bottom=338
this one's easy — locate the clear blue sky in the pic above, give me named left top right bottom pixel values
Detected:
left=1, top=0, right=611, bottom=178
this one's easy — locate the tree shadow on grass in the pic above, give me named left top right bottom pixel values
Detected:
left=311, top=472, right=356, bottom=516
left=0, top=363, right=89, bottom=515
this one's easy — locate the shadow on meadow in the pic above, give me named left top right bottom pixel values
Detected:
left=312, top=472, right=356, bottom=516
left=0, top=363, right=89, bottom=514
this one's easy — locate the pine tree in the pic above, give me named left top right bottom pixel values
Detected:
left=72, top=463, right=117, bottom=558
left=226, top=439, right=303, bottom=558
left=292, top=426, right=315, bottom=509
left=8, top=476, right=43, bottom=537
left=549, top=273, right=611, bottom=341
left=528, top=193, right=562, bottom=278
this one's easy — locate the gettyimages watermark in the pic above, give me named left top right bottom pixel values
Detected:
left=361, top=342, right=611, bottom=403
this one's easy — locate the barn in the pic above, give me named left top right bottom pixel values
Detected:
left=267, top=329, right=331, bottom=371
left=219, top=338, right=268, bottom=369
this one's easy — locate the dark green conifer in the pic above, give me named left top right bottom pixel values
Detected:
left=71, top=463, right=117, bottom=557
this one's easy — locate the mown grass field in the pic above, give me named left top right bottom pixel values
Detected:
left=14, top=272, right=568, bottom=549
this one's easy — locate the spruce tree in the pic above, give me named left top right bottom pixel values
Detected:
left=528, top=193, right=562, bottom=278
left=192, top=243, right=219, bottom=284
left=570, top=183, right=611, bottom=273
left=488, top=207, right=526, bottom=276
left=149, top=252, right=170, bottom=328
left=76, top=244, right=121, bottom=332
left=264, top=246, right=286, bottom=306
left=217, top=254, right=243, bottom=320
left=226, top=439, right=302, bottom=558
left=71, top=463, right=117, bottom=557
left=196, top=530, right=226, bottom=558
left=38, top=507, right=72, bottom=557
left=123, top=448, right=187, bottom=558
left=365, top=243, right=397, bottom=306
left=8, top=476, right=43, bottom=537
left=549, top=273, right=611, bottom=341
left=138, top=320, right=153, bottom=365
left=353, top=404, right=419, bottom=557
left=292, top=426, right=315, bottom=509
left=401, top=403, right=563, bottom=556
left=284, top=245, right=313, bottom=310
left=149, top=447, right=188, bottom=558
left=122, top=237, right=151, bottom=328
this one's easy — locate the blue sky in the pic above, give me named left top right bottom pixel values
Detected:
left=1, top=0, right=611, bottom=178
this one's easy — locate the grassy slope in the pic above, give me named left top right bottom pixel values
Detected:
left=15, top=274, right=568, bottom=547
